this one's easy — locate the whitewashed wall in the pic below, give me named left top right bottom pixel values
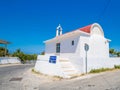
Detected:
left=67, top=57, right=120, bottom=74
left=34, top=55, right=65, bottom=77
left=0, top=57, right=21, bottom=64
left=79, top=35, right=109, bottom=59
left=88, top=35, right=109, bottom=58
left=45, top=35, right=81, bottom=56
left=68, top=56, right=84, bottom=73
left=86, top=57, right=120, bottom=72
left=45, top=42, right=56, bottom=53
left=79, top=35, right=89, bottom=58
left=35, top=55, right=120, bottom=78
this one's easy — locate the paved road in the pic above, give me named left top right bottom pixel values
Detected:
left=0, top=64, right=34, bottom=79
left=0, top=64, right=120, bottom=90
left=0, top=64, right=35, bottom=90
left=43, top=70, right=120, bottom=90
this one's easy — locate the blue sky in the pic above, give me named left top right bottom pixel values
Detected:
left=0, top=0, right=120, bottom=54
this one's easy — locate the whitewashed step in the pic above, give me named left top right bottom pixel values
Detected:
left=59, top=58, right=79, bottom=78
left=59, top=59, right=69, bottom=62
left=68, top=73, right=81, bottom=77
left=61, top=66, right=74, bottom=68
left=63, top=69, right=76, bottom=72
left=63, top=68, right=76, bottom=72
left=60, top=62, right=72, bottom=65
left=61, top=64, right=75, bottom=68
left=64, top=70, right=78, bottom=75
left=59, top=58, right=69, bottom=60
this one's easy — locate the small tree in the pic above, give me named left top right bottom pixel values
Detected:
left=116, top=52, right=120, bottom=57
left=109, top=48, right=115, bottom=54
left=109, top=48, right=120, bottom=57
left=12, top=49, right=37, bottom=63
left=41, top=51, right=45, bottom=55
left=0, top=47, right=9, bottom=56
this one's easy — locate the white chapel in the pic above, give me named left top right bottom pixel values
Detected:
left=44, top=23, right=110, bottom=58
left=35, top=23, right=120, bottom=78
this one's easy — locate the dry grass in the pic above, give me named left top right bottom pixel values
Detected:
left=31, top=68, right=63, bottom=80
left=114, top=65, right=120, bottom=69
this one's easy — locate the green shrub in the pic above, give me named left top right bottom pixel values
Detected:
left=31, top=68, right=39, bottom=74
left=31, top=68, right=35, bottom=72
left=114, top=65, right=120, bottom=69
left=90, top=68, right=112, bottom=73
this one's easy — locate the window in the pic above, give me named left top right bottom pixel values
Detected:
left=72, top=40, right=74, bottom=46
left=105, top=41, right=107, bottom=44
left=56, top=43, right=60, bottom=53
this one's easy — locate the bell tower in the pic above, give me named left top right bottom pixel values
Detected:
left=56, top=24, right=62, bottom=36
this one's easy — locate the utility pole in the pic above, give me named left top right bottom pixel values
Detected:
left=4, top=44, right=7, bottom=57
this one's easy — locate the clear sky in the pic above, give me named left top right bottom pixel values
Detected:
left=0, top=0, right=120, bottom=54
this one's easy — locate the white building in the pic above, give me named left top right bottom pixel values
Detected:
left=35, top=23, right=120, bottom=78
left=45, top=23, right=110, bottom=58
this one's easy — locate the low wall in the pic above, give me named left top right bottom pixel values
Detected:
left=67, top=56, right=120, bottom=73
left=45, top=53, right=85, bottom=74
left=87, top=57, right=120, bottom=72
left=60, top=56, right=120, bottom=74
left=35, top=54, right=120, bottom=77
left=34, top=55, right=64, bottom=77
left=0, top=57, right=21, bottom=64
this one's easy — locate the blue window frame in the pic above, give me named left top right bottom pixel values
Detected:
left=72, top=40, right=74, bottom=46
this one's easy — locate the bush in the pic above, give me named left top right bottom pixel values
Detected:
left=114, top=65, right=120, bottom=69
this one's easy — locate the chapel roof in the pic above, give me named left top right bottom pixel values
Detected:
left=79, top=24, right=92, bottom=33
left=44, top=23, right=105, bottom=43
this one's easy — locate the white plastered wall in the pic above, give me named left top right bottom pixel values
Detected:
left=45, top=34, right=81, bottom=58
left=79, top=23, right=109, bottom=58
left=88, top=35, right=109, bottom=58
left=34, top=55, right=66, bottom=77
left=88, top=24, right=109, bottom=58
left=0, top=57, right=21, bottom=64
